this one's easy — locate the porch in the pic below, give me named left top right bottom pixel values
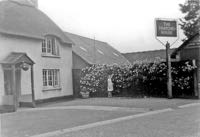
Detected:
left=0, top=52, right=35, bottom=112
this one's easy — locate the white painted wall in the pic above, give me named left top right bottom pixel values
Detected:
left=0, top=34, right=73, bottom=105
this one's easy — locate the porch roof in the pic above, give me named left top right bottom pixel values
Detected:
left=0, top=52, right=35, bottom=65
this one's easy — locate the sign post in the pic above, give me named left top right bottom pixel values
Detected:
left=155, top=18, right=178, bottom=99
left=166, top=42, right=172, bottom=98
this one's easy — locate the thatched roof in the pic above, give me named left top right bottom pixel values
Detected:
left=0, top=0, right=73, bottom=44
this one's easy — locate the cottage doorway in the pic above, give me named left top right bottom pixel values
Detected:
left=4, top=69, right=12, bottom=96
left=1, top=52, right=35, bottom=111
left=4, top=68, right=21, bottom=107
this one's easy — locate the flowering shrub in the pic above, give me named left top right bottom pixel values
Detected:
left=80, top=60, right=197, bottom=97
left=172, top=61, right=196, bottom=96
left=80, top=65, right=109, bottom=94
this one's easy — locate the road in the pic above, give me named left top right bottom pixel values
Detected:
left=47, top=105, right=200, bottom=137
left=1, top=99, right=200, bottom=137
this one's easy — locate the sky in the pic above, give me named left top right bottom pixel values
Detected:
left=39, top=0, right=186, bottom=53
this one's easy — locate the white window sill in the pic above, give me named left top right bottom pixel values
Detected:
left=41, top=54, right=60, bottom=58
left=42, top=87, right=62, bottom=92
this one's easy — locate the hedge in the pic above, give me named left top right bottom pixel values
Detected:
left=80, top=60, right=196, bottom=98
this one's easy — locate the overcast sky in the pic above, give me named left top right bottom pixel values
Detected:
left=39, top=0, right=186, bottom=53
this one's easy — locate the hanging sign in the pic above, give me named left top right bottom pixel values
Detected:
left=156, top=19, right=177, bottom=37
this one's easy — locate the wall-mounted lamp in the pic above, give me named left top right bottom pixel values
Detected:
left=20, top=62, right=29, bottom=71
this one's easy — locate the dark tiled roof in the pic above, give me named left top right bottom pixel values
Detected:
left=65, top=32, right=130, bottom=65
left=0, top=0, right=73, bottom=44
left=171, top=33, right=199, bottom=58
left=123, top=48, right=176, bottom=64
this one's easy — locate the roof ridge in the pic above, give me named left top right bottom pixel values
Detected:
left=65, top=31, right=107, bottom=44
left=124, top=48, right=176, bottom=54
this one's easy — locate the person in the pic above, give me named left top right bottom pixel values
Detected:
left=107, top=74, right=113, bottom=97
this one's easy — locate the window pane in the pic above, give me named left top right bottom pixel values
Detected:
left=52, top=38, right=55, bottom=47
left=42, top=70, right=47, bottom=86
left=47, top=39, right=51, bottom=53
left=57, top=45, right=59, bottom=55
left=42, top=40, right=46, bottom=53
left=54, top=70, right=59, bottom=86
left=52, top=69, right=55, bottom=86
left=52, top=38, right=57, bottom=55
left=48, top=70, right=53, bottom=86
left=52, top=44, right=56, bottom=55
left=58, top=70, right=60, bottom=86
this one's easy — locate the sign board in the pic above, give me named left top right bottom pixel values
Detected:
left=156, top=19, right=177, bottom=37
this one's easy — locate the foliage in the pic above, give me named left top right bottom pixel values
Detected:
left=179, top=0, right=200, bottom=39
left=172, top=61, right=196, bottom=96
left=80, top=60, right=197, bottom=97
left=80, top=64, right=111, bottom=95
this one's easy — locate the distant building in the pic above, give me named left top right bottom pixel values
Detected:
left=171, top=33, right=200, bottom=98
left=65, top=32, right=130, bottom=97
left=123, top=48, right=176, bottom=64
left=0, top=0, right=73, bottom=111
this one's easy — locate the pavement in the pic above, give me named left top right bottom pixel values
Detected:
left=18, top=105, right=149, bottom=113
left=1, top=98, right=200, bottom=137
left=38, top=97, right=200, bottom=110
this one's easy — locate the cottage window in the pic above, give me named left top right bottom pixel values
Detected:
left=42, top=37, right=59, bottom=56
left=42, top=69, right=60, bottom=88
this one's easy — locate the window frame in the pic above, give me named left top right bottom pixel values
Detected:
left=42, top=69, right=61, bottom=90
left=42, top=37, right=60, bottom=57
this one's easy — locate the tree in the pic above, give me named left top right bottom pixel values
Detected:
left=179, top=0, right=200, bottom=39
